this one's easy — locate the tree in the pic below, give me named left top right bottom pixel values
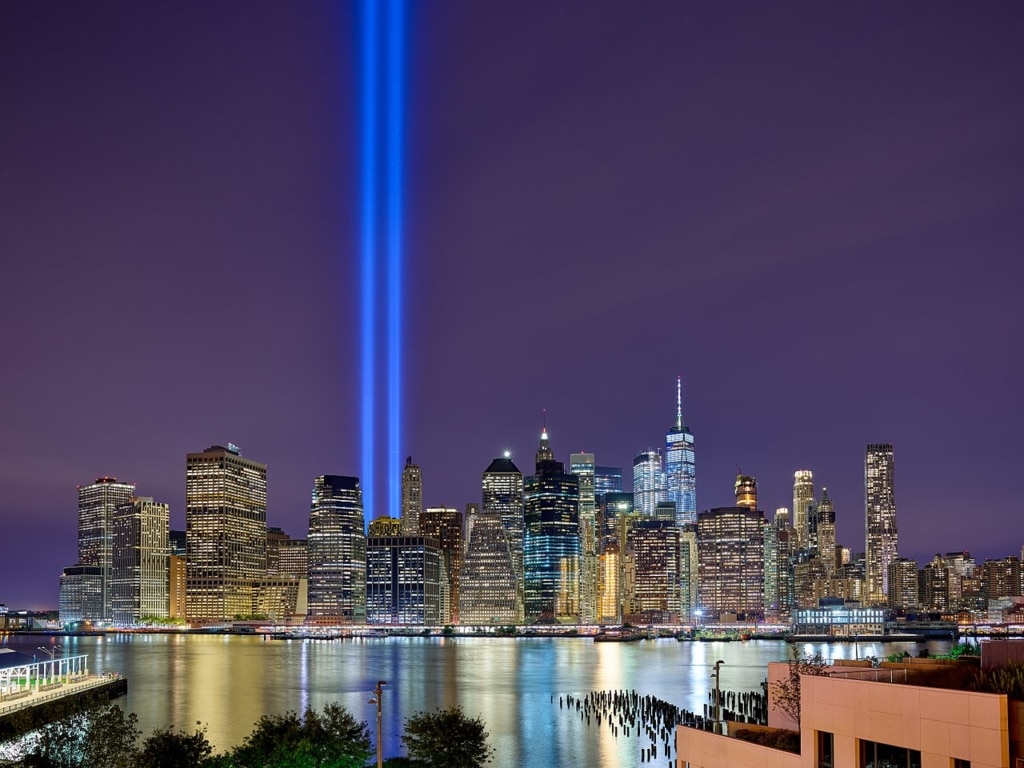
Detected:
left=229, top=703, right=371, bottom=768
left=770, top=648, right=829, bottom=728
left=138, top=724, right=215, bottom=768
left=17, top=702, right=140, bottom=768
left=401, top=706, right=493, bottom=768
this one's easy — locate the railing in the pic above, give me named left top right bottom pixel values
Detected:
left=0, top=676, right=120, bottom=717
left=827, top=668, right=909, bottom=683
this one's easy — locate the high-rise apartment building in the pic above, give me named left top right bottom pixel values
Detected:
left=365, top=535, right=440, bottom=625
left=734, top=474, right=757, bottom=511
left=524, top=429, right=580, bottom=623
left=792, top=470, right=815, bottom=551
left=570, top=452, right=598, bottom=625
left=185, top=445, right=267, bottom=622
left=306, top=474, right=366, bottom=623
left=400, top=457, right=423, bottom=535
left=482, top=453, right=524, bottom=616
left=111, top=496, right=169, bottom=625
left=78, top=477, right=135, bottom=621
left=597, top=492, right=634, bottom=625
left=625, top=520, right=681, bottom=624
left=865, top=443, right=898, bottom=606
left=664, top=377, right=697, bottom=526
left=459, top=507, right=517, bottom=625
left=419, top=507, right=463, bottom=624
left=697, top=507, right=765, bottom=621
left=632, top=449, right=664, bottom=516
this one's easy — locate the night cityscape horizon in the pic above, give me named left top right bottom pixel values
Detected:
left=3, top=2, right=1023, bottom=619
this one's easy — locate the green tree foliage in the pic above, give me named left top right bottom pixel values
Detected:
left=972, top=660, right=1024, bottom=701
left=138, top=724, right=215, bottom=768
left=16, top=702, right=140, bottom=768
left=769, top=648, right=829, bottom=728
left=228, top=703, right=371, bottom=768
left=401, top=706, right=493, bottom=768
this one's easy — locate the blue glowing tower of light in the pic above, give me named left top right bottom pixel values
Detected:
left=359, top=0, right=407, bottom=522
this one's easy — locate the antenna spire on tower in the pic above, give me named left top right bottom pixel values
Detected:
left=676, top=376, right=683, bottom=429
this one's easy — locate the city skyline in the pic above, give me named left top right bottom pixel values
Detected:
left=2, top=3, right=1023, bottom=609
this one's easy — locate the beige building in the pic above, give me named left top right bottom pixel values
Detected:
left=677, top=657, right=1017, bottom=768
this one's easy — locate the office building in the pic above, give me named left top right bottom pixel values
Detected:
left=625, top=520, right=681, bottom=624
left=679, top=524, right=699, bottom=624
left=482, top=453, right=524, bottom=615
left=400, top=457, right=422, bottom=535
left=366, top=536, right=441, bottom=625
left=594, top=466, right=623, bottom=499
left=78, top=477, right=135, bottom=621
left=185, top=445, right=267, bottom=622
left=267, top=527, right=308, bottom=579
left=570, top=452, right=598, bottom=625
left=459, top=507, right=518, bottom=625
left=523, top=428, right=580, bottom=623
left=420, top=507, right=463, bottom=624
left=817, top=488, right=837, bottom=575
left=169, top=554, right=186, bottom=619
left=792, top=470, right=814, bottom=551
left=734, top=473, right=757, bottom=511
left=697, top=507, right=765, bottom=621
left=111, top=496, right=169, bottom=625
left=368, top=517, right=402, bottom=537
left=58, top=565, right=104, bottom=625
left=632, top=449, right=664, bottom=516
left=306, top=474, right=366, bottom=623
left=865, top=444, right=898, bottom=605
left=664, top=377, right=697, bottom=526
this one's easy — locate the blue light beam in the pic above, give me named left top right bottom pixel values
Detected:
left=386, top=0, right=405, bottom=520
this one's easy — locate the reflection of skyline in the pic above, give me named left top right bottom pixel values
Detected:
left=0, top=635, right=957, bottom=765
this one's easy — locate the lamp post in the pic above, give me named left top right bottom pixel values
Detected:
left=37, top=645, right=63, bottom=687
left=368, top=680, right=386, bottom=768
left=711, top=660, right=725, bottom=734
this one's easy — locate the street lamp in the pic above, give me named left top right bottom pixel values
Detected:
left=711, top=660, right=725, bottom=734
left=368, top=680, right=386, bottom=768
left=37, top=645, right=63, bottom=685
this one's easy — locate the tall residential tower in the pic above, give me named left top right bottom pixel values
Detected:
left=865, top=443, right=898, bottom=606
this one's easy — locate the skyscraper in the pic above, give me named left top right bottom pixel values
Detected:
left=185, top=445, right=267, bottom=622
left=365, top=535, right=441, bottom=625
left=482, top=453, right=524, bottom=617
left=865, top=443, right=898, bottom=606
left=697, top=507, right=765, bottom=621
left=734, top=473, right=757, bottom=511
left=523, top=428, right=580, bottom=623
left=625, top=520, right=681, bottom=624
left=400, top=457, right=422, bottom=535
left=597, top=492, right=634, bottom=625
left=594, top=466, right=623, bottom=499
left=570, top=452, right=598, bottom=625
left=78, top=477, right=135, bottom=621
left=664, top=377, right=697, bottom=526
left=632, top=449, right=664, bottom=516
left=419, top=507, right=463, bottom=624
left=792, top=470, right=815, bottom=550
left=306, top=474, right=366, bottom=623
left=817, top=488, right=837, bottom=575
left=459, top=509, right=517, bottom=625
left=111, top=496, right=169, bottom=626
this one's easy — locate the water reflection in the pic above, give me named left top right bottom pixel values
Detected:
left=0, top=635, right=952, bottom=768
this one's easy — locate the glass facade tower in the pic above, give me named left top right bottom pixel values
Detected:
left=865, top=443, right=898, bottom=606
left=570, top=452, right=598, bottom=624
left=664, top=377, right=697, bottom=526
left=307, top=474, right=366, bottom=622
left=78, top=477, right=135, bottom=622
left=632, top=449, right=664, bottom=517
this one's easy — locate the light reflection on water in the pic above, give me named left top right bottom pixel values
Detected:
left=2, top=635, right=953, bottom=768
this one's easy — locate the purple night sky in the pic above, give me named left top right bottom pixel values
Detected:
left=2, top=3, right=1023, bottom=609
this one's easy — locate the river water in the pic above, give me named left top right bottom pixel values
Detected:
left=3, top=634, right=953, bottom=767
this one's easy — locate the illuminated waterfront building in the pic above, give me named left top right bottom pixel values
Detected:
left=865, top=443, right=898, bottom=605
left=734, top=474, right=757, bottom=511
left=78, top=477, right=135, bottom=621
left=632, top=449, right=664, bottom=516
left=420, top=507, right=463, bottom=624
left=306, top=474, right=366, bottom=623
left=664, top=377, right=696, bottom=526
left=792, top=470, right=814, bottom=550
left=459, top=508, right=517, bottom=625
left=169, top=555, right=186, bottom=619
left=523, top=428, right=580, bottom=623
left=982, top=556, right=1022, bottom=601
left=365, top=536, right=441, bottom=625
left=625, top=520, right=681, bottom=624
left=58, top=565, right=103, bottom=625
left=482, top=453, right=524, bottom=614
left=679, top=524, right=699, bottom=624
left=185, top=445, right=267, bottom=622
left=368, top=517, right=402, bottom=537
left=111, top=496, right=169, bottom=625
left=570, top=452, right=598, bottom=624
left=267, top=527, right=308, bottom=579
left=697, top=506, right=765, bottom=621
